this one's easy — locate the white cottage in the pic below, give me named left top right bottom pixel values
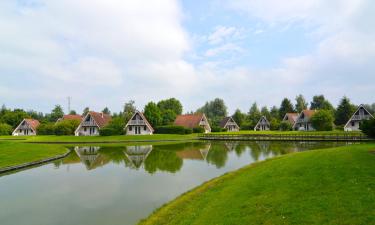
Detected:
left=344, top=104, right=374, bottom=131
left=12, top=119, right=40, bottom=136
left=124, top=111, right=154, bottom=135
left=282, top=113, right=299, bottom=127
left=254, top=116, right=270, bottom=131
left=220, top=117, right=240, bottom=132
left=293, top=110, right=316, bottom=131
left=75, top=111, right=112, bottom=136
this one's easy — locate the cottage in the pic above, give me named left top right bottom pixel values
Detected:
left=344, top=104, right=374, bottom=131
left=254, top=116, right=270, bottom=131
left=124, top=111, right=154, bottom=135
left=74, top=111, right=111, bottom=136
left=174, top=113, right=211, bottom=133
left=123, top=145, right=153, bottom=169
left=56, top=114, right=83, bottom=123
left=12, top=119, right=40, bottom=136
left=282, top=113, right=299, bottom=127
left=293, top=110, right=316, bottom=131
left=219, top=116, right=240, bottom=131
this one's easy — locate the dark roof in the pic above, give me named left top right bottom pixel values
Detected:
left=219, top=117, right=231, bottom=128
left=174, top=114, right=204, bottom=129
left=88, top=111, right=112, bottom=128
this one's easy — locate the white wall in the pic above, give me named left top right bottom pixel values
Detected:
left=126, top=125, right=153, bottom=135
left=13, top=128, right=36, bottom=136
left=75, top=126, right=100, bottom=136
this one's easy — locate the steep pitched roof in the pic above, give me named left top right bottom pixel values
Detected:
left=61, top=114, right=83, bottom=121
left=283, top=113, right=299, bottom=124
left=301, top=110, right=316, bottom=119
left=88, top=111, right=112, bottom=128
left=174, top=114, right=204, bottom=129
left=24, top=119, right=40, bottom=131
left=255, top=116, right=270, bottom=126
left=344, top=104, right=374, bottom=127
left=125, top=110, right=154, bottom=132
left=219, top=116, right=239, bottom=129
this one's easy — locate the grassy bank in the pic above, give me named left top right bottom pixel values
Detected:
left=0, top=142, right=68, bottom=169
left=140, top=144, right=375, bottom=225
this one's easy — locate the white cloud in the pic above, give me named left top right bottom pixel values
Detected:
left=207, top=26, right=243, bottom=45
left=205, top=43, right=243, bottom=57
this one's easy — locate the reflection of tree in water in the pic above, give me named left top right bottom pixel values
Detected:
left=206, top=143, right=228, bottom=168
left=234, top=143, right=247, bottom=157
left=144, top=149, right=183, bottom=174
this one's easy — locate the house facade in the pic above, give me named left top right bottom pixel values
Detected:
left=254, top=116, right=270, bottom=131
left=124, top=111, right=154, bottom=135
left=282, top=113, right=299, bottom=127
left=220, top=116, right=240, bottom=131
left=174, top=113, right=211, bottom=133
left=293, top=110, right=316, bottom=131
left=12, top=119, right=40, bottom=136
left=75, top=111, right=112, bottom=136
left=344, top=104, right=374, bottom=131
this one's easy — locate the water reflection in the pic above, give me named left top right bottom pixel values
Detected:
left=61, top=141, right=348, bottom=173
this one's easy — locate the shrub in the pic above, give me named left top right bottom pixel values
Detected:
left=99, top=127, right=118, bottom=136
left=240, top=124, right=253, bottom=130
left=279, top=121, right=292, bottom=131
left=360, top=118, right=375, bottom=138
left=184, top=128, right=193, bottom=134
left=154, top=125, right=187, bottom=134
left=193, top=126, right=205, bottom=133
left=0, top=123, right=12, bottom=135
left=54, top=120, right=80, bottom=135
left=211, top=127, right=227, bottom=132
left=270, top=118, right=281, bottom=130
left=311, top=110, right=334, bottom=131
left=100, top=117, right=125, bottom=136
left=37, top=123, right=55, bottom=135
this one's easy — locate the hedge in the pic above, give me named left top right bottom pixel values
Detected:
left=154, top=125, right=192, bottom=135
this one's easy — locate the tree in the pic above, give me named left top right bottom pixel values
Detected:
left=279, top=98, right=294, bottom=119
left=261, top=106, right=271, bottom=119
left=269, top=118, right=280, bottom=130
left=157, top=98, right=183, bottom=115
left=37, top=123, right=55, bottom=135
left=360, top=118, right=375, bottom=138
left=232, top=109, right=246, bottom=127
left=1, top=109, right=29, bottom=128
left=279, top=121, right=292, bottom=131
left=54, top=119, right=80, bottom=135
left=82, top=107, right=90, bottom=116
left=270, top=106, right=279, bottom=120
left=311, top=110, right=334, bottom=131
left=123, top=100, right=136, bottom=122
left=50, top=105, right=64, bottom=122
left=102, top=107, right=111, bottom=115
left=69, top=110, right=77, bottom=115
left=247, top=102, right=261, bottom=127
left=335, top=96, right=356, bottom=126
left=310, top=95, right=334, bottom=111
left=197, top=98, right=228, bottom=127
left=100, top=117, right=125, bottom=136
left=295, top=94, right=308, bottom=112
left=161, top=109, right=177, bottom=125
left=0, top=123, right=12, bottom=135
left=144, top=102, right=162, bottom=127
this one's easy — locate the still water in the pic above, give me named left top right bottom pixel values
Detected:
left=0, top=141, right=349, bottom=225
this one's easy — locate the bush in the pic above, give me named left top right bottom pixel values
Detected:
left=184, top=128, right=193, bottom=134
left=311, top=110, right=334, bottom=131
left=270, top=118, right=280, bottom=130
left=193, top=126, right=205, bottom=133
left=211, top=127, right=227, bottom=132
left=154, top=125, right=187, bottom=134
left=240, top=124, right=253, bottom=130
left=37, top=123, right=55, bottom=135
left=99, top=127, right=119, bottom=136
left=0, top=123, right=12, bottom=135
left=54, top=120, right=80, bottom=135
left=360, top=118, right=375, bottom=138
left=279, top=121, right=292, bottom=131
left=100, top=117, right=125, bottom=136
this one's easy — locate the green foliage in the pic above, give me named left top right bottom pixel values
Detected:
left=269, top=118, right=280, bottom=130
left=260, top=106, right=271, bottom=119
left=50, top=105, right=64, bottom=122
left=279, top=98, right=295, bottom=119
left=211, top=127, right=227, bottom=132
left=310, top=95, right=334, bottom=112
left=0, top=123, right=12, bottom=135
left=161, top=109, right=177, bottom=125
left=335, top=96, right=356, bottom=125
left=359, top=118, right=375, bottom=138
left=102, top=107, right=111, bottom=114
left=197, top=98, right=228, bottom=127
left=247, top=102, right=261, bottom=128
left=144, top=148, right=183, bottom=174
left=193, top=126, right=205, bottom=133
left=54, top=120, right=80, bottom=135
left=157, top=98, right=183, bottom=116
left=100, top=117, right=125, bottom=136
left=184, top=128, right=193, bottom=134
left=144, top=102, right=162, bottom=127
left=232, top=109, right=246, bottom=127
left=37, top=123, right=56, bottom=135
left=279, top=121, right=293, bottom=131
left=82, top=107, right=90, bottom=116
left=154, top=125, right=190, bottom=135
left=69, top=110, right=77, bottom=115
left=311, top=110, right=334, bottom=131
left=295, top=94, right=308, bottom=112
left=1, top=109, right=29, bottom=128
left=123, top=100, right=136, bottom=122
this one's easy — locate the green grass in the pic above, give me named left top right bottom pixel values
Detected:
left=140, top=144, right=375, bottom=225
left=0, top=142, right=68, bottom=169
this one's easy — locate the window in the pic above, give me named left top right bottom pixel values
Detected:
left=351, top=121, right=355, bottom=126
left=129, top=126, right=132, bottom=131
left=144, top=126, right=146, bottom=131
left=84, top=128, right=86, bottom=132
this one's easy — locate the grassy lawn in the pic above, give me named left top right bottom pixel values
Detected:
left=140, top=144, right=375, bottom=225
left=0, top=142, right=68, bottom=169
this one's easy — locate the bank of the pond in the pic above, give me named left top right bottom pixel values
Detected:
left=0, top=142, right=69, bottom=171
left=140, top=144, right=375, bottom=225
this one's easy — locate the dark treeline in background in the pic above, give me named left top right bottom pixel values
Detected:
left=1, top=95, right=375, bottom=135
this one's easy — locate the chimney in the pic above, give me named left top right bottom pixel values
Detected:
left=101, top=112, right=104, bottom=118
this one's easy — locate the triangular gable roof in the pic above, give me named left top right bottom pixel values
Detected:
left=344, top=104, right=374, bottom=127
left=125, top=110, right=154, bottom=132
left=13, top=119, right=40, bottom=134
left=283, top=113, right=299, bottom=124
left=255, top=116, right=270, bottom=127
left=300, top=110, right=316, bottom=119
left=174, top=113, right=206, bottom=129
left=61, top=114, right=83, bottom=121
left=219, top=116, right=239, bottom=129
left=86, top=111, right=112, bottom=128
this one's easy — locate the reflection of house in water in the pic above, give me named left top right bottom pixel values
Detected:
left=224, top=142, right=239, bottom=152
left=176, top=143, right=211, bottom=161
left=123, top=145, right=153, bottom=169
left=256, top=141, right=271, bottom=153
left=74, top=146, right=107, bottom=170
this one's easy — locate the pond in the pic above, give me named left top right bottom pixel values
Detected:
left=0, top=141, right=350, bottom=225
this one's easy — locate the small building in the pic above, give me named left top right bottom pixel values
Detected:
left=124, top=111, right=154, bottom=135
left=174, top=113, right=211, bottom=133
left=220, top=116, right=240, bottom=132
left=344, top=104, right=374, bottom=131
left=254, top=116, right=270, bottom=131
left=293, top=110, right=316, bottom=131
left=56, top=114, right=83, bottom=123
left=282, top=113, right=299, bottom=127
left=75, top=111, right=112, bottom=136
left=12, top=119, right=40, bottom=136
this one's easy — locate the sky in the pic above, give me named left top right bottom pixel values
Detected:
left=1, top=0, right=374, bottom=114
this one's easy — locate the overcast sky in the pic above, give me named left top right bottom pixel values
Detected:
left=1, top=0, right=374, bottom=114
